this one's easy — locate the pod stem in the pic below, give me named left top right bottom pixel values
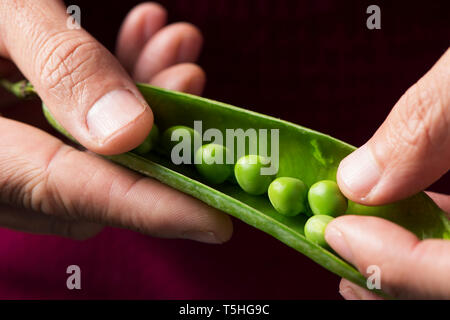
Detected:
left=0, top=78, right=36, bottom=99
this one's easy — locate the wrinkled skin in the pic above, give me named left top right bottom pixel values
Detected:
left=1, top=0, right=449, bottom=300
left=0, top=1, right=232, bottom=244
left=328, top=48, right=450, bottom=299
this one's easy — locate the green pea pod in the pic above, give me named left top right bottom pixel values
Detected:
left=42, top=83, right=450, bottom=297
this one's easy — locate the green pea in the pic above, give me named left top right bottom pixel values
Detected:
left=268, top=177, right=308, bottom=216
left=308, top=180, right=347, bottom=217
left=133, top=124, right=160, bottom=155
left=194, top=144, right=233, bottom=184
left=304, top=215, right=334, bottom=247
left=234, top=155, right=275, bottom=195
left=161, top=125, right=201, bottom=160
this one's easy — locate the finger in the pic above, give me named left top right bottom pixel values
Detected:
left=0, top=0, right=153, bottom=155
left=116, top=2, right=167, bottom=73
left=0, top=203, right=103, bottom=240
left=149, top=63, right=206, bottom=95
left=426, top=191, right=450, bottom=217
left=0, top=116, right=233, bottom=244
left=339, top=278, right=383, bottom=300
left=337, top=48, right=450, bottom=205
left=133, top=22, right=203, bottom=82
left=325, top=215, right=450, bottom=299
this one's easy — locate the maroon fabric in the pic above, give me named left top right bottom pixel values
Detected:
left=0, top=0, right=449, bottom=299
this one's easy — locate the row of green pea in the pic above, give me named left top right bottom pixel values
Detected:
left=134, top=124, right=349, bottom=247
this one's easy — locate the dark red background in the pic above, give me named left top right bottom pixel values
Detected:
left=0, top=0, right=449, bottom=299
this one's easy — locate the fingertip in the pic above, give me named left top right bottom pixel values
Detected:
left=96, top=107, right=153, bottom=155
left=326, top=214, right=418, bottom=247
left=150, top=63, right=206, bottom=95
left=116, top=2, right=167, bottom=72
left=138, top=2, right=168, bottom=17
left=134, top=22, right=204, bottom=82
left=339, top=278, right=383, bottom=300
left=186, top=64, right=207, bottom=95
left=183, top=206, right=233, bottom=244
left=339, top=278, right=361, bottom=300
left=426, top=191, right=450, bottom=216
left=174, top=22, right=204, bottom=61
left=337, top=50, right=450, bottom=207
left=337, top=144, right=382, bottom=204
left=128, top=2, right=168, bottom=39
left=212, top=212, right=234, bottom=244
left=86, top=90, right=154, bottom=155
left=326, top=215, right=420, bottom=280
left=325, top=216, right=355, bottom=263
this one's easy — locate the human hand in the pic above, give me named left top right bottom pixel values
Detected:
left=0, top=1, right=232, bottom=243
left=326, top=48, right=450, bottom=299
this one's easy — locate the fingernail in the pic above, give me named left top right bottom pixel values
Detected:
left=338, top=144, right=381, bottom=200
left=87, top=89, right=147, bottom=143
left=181, top=230, right=221, bottom=244
left=325, top=226, right=353, bottom=263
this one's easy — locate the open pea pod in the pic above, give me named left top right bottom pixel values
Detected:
left=43, top=83, right=450, bottom=297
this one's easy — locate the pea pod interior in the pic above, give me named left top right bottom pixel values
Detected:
left=43, top=83, right=450, bottom=296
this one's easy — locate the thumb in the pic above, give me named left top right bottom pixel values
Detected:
left=337, top=48, right=450, bottom=205
left=325, top=215, right=450, bottom=299
left=0, top=0, right=152, bottom=155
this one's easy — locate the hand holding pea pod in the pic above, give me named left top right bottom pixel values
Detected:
left=329, top=48, right=450, bottom=299
left=0, top=2, right=232, bottom=243
left=1, top=0, right=449, bottom=301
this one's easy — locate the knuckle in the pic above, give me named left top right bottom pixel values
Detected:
left=32, top=145, right=77, bottom=217
left=37, top=31, right=101, bottom=104
left=1, top=144, right=79, bottom=220
left=0, top=147, right=66, bottom=212
left=0, top=161, right=44, bottom=209
left=390, top=80, right=446, bottom=152
left=41, top=148, right=113, bottom=223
